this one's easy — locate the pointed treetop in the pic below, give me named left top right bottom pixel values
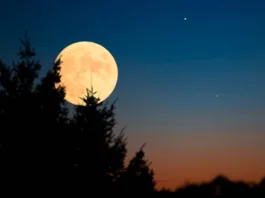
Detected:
left=140, top=143, right=146, bottom=151
left=18, top=30, right=36, bottom=60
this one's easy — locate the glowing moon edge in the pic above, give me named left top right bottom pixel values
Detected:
left=54, top=41, right=118, bottom=106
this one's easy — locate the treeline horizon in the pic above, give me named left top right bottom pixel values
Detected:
left=158, top=174, right=265, bottom=195
left=0, top=32, right=265, bottom=197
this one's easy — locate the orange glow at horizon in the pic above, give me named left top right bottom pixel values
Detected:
left=125, top=128, right=265, bottom=190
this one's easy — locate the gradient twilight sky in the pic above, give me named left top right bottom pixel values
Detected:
left=1, top=0, right=265, bottom=190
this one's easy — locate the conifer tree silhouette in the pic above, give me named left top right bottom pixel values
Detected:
left=34, top=57, right=69, bottom=190
left=0, top=32, right=68, bottom=192
left=121, top=143, right=156, bottom=194
left=70, top=87, right=127, bottom=194
left=0, top=31, right=42, bottom=189
left=0, top=33, right=162, bottom=195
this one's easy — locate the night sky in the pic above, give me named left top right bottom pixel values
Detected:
left=1, top=0, right=265, bottom=190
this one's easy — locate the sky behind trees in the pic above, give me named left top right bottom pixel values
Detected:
left=1, top=0, right=265, bottom=189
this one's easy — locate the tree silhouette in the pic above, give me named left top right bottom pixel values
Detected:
left=70, top=88, right=127, bottom=194
left=33, top=57, right=69, bottom=191
left=121, top=144, right=156, bottom=194
left=35, top=57, right=68, bottom=124
left=0, top=32, right=42, bottom=189
left=0, top=32, right=70, bottom=193
left=1, top=33, right=159, bottom=195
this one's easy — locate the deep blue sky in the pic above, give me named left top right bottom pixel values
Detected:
left=1, top=0, right=265, bottom=189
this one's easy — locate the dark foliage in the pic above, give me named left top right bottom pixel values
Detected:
left=120, top=143, right=156, bottom=194
left=69, top=88, right=128, bottom=194
left=0, top=33, right=155, bottom=195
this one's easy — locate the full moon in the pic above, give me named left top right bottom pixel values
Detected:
left=54, top=41, right=118, bottom=105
